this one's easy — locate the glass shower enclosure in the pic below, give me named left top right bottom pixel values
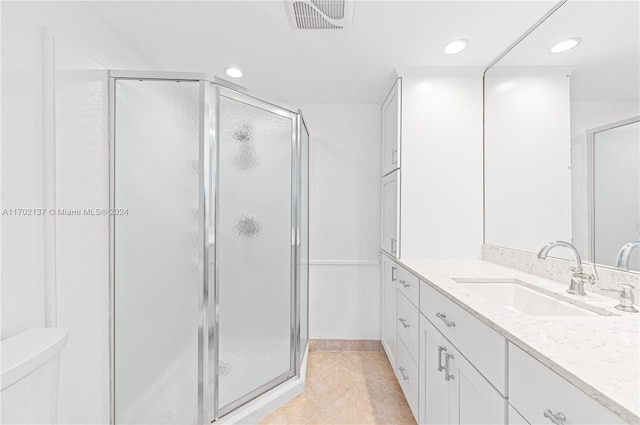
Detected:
left=109, top=74, right=309, bottom=424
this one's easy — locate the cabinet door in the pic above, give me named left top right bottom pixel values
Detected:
left=381, top=170, right=399, bottom=257
left=448, top=344, right=506, bottom=425
left=382, top=79, right=401, bottom=176
left=381, top=255, right=397, bottom=366
left=419, top=315, right=449, bottom=425
left=508, top=405, right=530, bottom=425
left=509, top=344, right=626, bottom=425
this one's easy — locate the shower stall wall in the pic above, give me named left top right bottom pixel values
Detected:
left=110, top=74, right=309, bottom=424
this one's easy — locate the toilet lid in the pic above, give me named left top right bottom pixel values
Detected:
left=1, top=327, right=69, bottom=390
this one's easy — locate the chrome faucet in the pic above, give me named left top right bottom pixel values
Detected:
left=537, top=241, right=597, bottom=296
left=615, top=241, right=640, bottom=270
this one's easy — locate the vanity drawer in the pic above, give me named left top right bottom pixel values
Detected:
left=420, top=280, right=507, bottom=395
left=397, top=291, right=419, bottom=363
left=509, top=344, right=626, bottom=425
left=395, top=264, right=419, bottom=307
left=396, top=338, right=419, bottom=421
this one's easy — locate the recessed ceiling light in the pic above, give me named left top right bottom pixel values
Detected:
left=442, top=39, right=469, bottom=55
left=225, top=67, right=244, bottom=78
left=549, top=38, right=581, bottom=54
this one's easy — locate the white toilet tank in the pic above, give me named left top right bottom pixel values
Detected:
left=1, top=328, right=69, bottom=424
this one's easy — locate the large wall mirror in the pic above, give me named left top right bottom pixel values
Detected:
left=484, top=0, right=640, bottom=271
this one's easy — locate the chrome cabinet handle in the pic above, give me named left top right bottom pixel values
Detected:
left=391, top=266, right=397, bottom=282
left=391, top=238, right=397, bottom=254
left=444, top=353, right=455, bottom=381
left=391, top=148, right=398, bottom=165
left=399, top=280, right=410, bottom=288
left=437, top=345, right=446, bottom=372
left=398, top=317, right=410, bottom=328
left=436, top=312, right=456, bottom=327
left=543, top=409, right=566, bottom=425
left=397, top=366, right=409, bottom=381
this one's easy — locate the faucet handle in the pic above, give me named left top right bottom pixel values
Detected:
left=577, top=262, right=599, bottom=285
left=582, top=272, right=598, bottom=286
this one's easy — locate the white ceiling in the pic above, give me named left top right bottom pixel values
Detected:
left=88, top=1, right=559, bottom=103
left=488, top=1, right=640, bottom=100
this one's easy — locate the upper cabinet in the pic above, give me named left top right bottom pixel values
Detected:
left=380, top=71, right=484, bottom=260
left=381, top=170, right=400, bottom=257
left=382, top=79, right=401, bottom=176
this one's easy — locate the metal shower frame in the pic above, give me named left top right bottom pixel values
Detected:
left=108, top=70, right=309, bottom=424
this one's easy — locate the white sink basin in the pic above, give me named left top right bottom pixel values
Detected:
left=452, top=278, right=610, bottom=317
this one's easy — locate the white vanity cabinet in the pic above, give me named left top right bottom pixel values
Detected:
left=397, top=291, right=419, bottom=362
left=381, top=256, right=507, bottom=425
left=508, top=344, right=627, bottom=425
left=397, top=336, right=420, bottom=419
left=420, top=280, right=507, bottom=395
left=378, top=72, right=483, bottom=260
left=447, top=342, right=506, bottom=424
left=382, top=79, right=401, bottom=176
left=419, top=313, right=507, bottom=425
left=381, top=258, right=631, bottom=425
left=419, top=314, right=450, bottom=424
left=381, top=254, right=397, bottom=366
left=396, top=290, right=421, bottom=419
left=381, top=255, right=421, bottom=418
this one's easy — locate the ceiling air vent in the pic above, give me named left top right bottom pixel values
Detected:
left=284, top=0, right=354, bottom=30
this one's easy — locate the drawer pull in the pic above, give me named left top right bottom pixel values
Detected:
left=399, top=280, right=410, bottom=288
left=444, top=353, right=455, bottom=381
left=543, top=409, right=566, bottom=425
left=397, top=366, right=409, bottom=381
left=391, top=266, right=397, bottom=282
left=391, top=148, right=398, bottom=164
left=398, top=317, right=410, bottom=328
left=391, top=238, right=397, bottom=254
left=437, top=345, right=447, bottom=372
left=436, top=312, right=456, bottom=327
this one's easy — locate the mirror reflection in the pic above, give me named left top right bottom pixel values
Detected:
left=592, top=119, right=640, bottom=270
left=484, top=0, right=640, bottom=271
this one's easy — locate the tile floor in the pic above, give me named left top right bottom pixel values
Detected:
left=260, top=351, right=417, bottom=425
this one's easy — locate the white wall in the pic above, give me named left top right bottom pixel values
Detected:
left=1, top=3, right=153, bottom=423
left=570, top=99, right=640, bottom=259
left=54, top=37, right=111, bottom=424
left=484, top=74, right=572, bottom=253
left=1, top=0, right=153, bottom=338
left=296, top=103, right=382, bottom=340
left=2, top=2, right=47, bottom=342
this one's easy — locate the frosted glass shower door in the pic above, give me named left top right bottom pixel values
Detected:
left=217, top=92, right=295, bottom=413
left=114, top=79, right=202, bottom=424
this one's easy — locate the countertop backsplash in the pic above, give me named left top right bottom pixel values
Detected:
left=482, top=244, right=640, bottom=302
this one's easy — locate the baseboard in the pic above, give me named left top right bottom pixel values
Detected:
left=309, top=339, right=382, bottom=352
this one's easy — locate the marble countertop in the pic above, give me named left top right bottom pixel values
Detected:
left=396, top=259, right=640, bottom=424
